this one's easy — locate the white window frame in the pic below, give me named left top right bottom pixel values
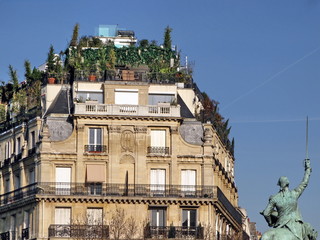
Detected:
left=89, top=128, right=103, bottom=146
left=150, top=169, right=166, bottom=194
left=181, top=170, right=196, bottom=194
left=55, top=167, right=71, bottom=195
left=86, top=208, right=103, bottom=225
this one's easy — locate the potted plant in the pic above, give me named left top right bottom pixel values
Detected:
left=47, top=45, right=56, bottom=84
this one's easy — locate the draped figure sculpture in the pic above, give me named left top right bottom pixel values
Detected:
left=260, top=159, right=317, bottom=240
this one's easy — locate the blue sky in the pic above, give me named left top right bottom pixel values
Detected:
left=1, top=0, right=320, bottom=233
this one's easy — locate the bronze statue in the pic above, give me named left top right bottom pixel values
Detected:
left=260, top=159, right=317, bottom=240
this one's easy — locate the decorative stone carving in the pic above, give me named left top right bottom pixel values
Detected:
left=203, top=128, right=213, bottom=144
left=77, top=125, right=84, bottom=132
left=109, top=125, right=121, bottom=133
left=121, top=130, right=135, bottom=152
left=134, top=126, right=147, bottom=133
left=120, top=154, right=135, bottom=164
left=170, top=126, right=178, bottom=134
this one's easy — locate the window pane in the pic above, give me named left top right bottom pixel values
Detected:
left=96, top=129, right=102, bottom=145
left=87, top=208, right=103, bottom=225
left=182, top=210, right=188, bottom=227
left=150, top=208, right=166, bottom=227
left=151, top=130, right=166, bottom=147
left=55, top=208, right=71, bottom=224
left=89, top=129, right=95, bottom=144
left=189, top=210, right=196, bottom=227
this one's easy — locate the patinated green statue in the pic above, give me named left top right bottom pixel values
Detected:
left=260, top=159, right=317, bottom=240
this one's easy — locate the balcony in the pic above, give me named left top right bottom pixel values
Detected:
left=28, top=147, right=36, bottom=156
left=145, top=226, right=204, bottom=239
left=74, top=103, right=181, bottom=118
left=3, top=158, right=11, bottom=167
left=22, top=228, right=29, bottom=240
left=84, top=145, right=107, bottom=153
left=0, top=183, right=37, bottom=205
left=0, top=232, right=10, bottom=240
left=147, top=146, right=170, bottom=155
left=0, top=183, right=241, bottom=226
left=48, top=224, right=109, bottom=239
left=14, top=153, right=22, bottom=162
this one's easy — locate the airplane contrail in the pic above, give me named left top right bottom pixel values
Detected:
left=230, top=117, right=320, bottom=124
left=221, top=46, right=320, bottom=111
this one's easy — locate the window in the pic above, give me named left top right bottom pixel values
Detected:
left=149, top=130, right=168, bottom=154
left=29, top=169, right=35, bottom=184
left=5, top=178, right=10, bottom=193
left=182, top=209, right=196, bottom=228
left=16, top=137, right=21, bottom=155
left=77, top=92, right=103, bottom=103
left=14, top=174, right=20, bottom=190
left=114, top=89, right=138, bottom=105
left=86, top=165, right=105, bottom=195
left=88, top=183, right=102, bottom=195
left=10, top=215, right=16, bottom=240
left=87, top=128, right=103, bottom=152
left=5, top=141, right=11, bottom=159
left=150, top=208, right=166, bottom=227
left=56, top=167, right=71, bottom=195
left=23, top=211, right=30, bottom=229
left=181, top=170, right=196, bottom=195
left=150, top=169, right=166, bottom=195
left=31, top=131, right=36, bottom=149
left=55, top=208, right=71, bottom=237
left=148, top=94, right=175, bottom=105
left=55, top=207, right=71, bottom=224
left=22, top=211, right=30, bottom=240
left=86, top=208, right=103, bottom=225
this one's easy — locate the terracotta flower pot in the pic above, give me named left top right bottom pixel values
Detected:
left=88, top=75, right=97, bottom=82
left=48, top=77, right=56, bottom=84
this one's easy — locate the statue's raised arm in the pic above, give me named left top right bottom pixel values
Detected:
left=294, top=159, right=312, bottom=198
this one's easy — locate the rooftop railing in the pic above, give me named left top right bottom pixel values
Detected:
left=74, top=70, right=193, bottom=85
left=74, top=103, right=181, bottom=118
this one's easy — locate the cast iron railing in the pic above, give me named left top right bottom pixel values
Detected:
left=22, top=228, right=29, bottom=240
left=0, top=183, right=37, bottom=205
left=147, top=146, right=170, bottom=155
left=0, top=183, right=241, bottom=225
left=84, top=145, right=107, bottom=153
left=145, top=226, right=204, bottom=239
left=0, top=232, right=9, bottom=240
left=48, top=224, right=109, bottom=239
left=38, top=182, right=214, bottom=199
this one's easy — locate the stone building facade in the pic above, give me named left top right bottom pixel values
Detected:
left=0, top=77, right=242, bottom=239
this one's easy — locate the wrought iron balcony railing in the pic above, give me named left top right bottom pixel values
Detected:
left=0, top=183, right=241, bottom=225
left=0, top=183, right=37, bottom=205
left=22, top=228, right=29, bottom=240
left=144, top=226, right=204, bottom=239
left=14, top=153, right=22, bottom=162
left=84, top=145, right=107, bottom=153
left=28, top=147, right=36, bottom=156
left=0, top=231, right=9, bottom=240
left=147, top=146, right=170, bottom=155
left=48, top=224, right=109, bottom=239
left=74, top=103, right=181, bottom=117
left=37, top=182, right=214, bottom=199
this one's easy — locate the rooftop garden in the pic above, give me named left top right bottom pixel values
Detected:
left=0, top=24, right=234, bottom=156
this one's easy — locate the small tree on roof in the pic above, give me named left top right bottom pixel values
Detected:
left=163, top=25, right=172, bottom=49
left=70, top=23, right=79, bottom=47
